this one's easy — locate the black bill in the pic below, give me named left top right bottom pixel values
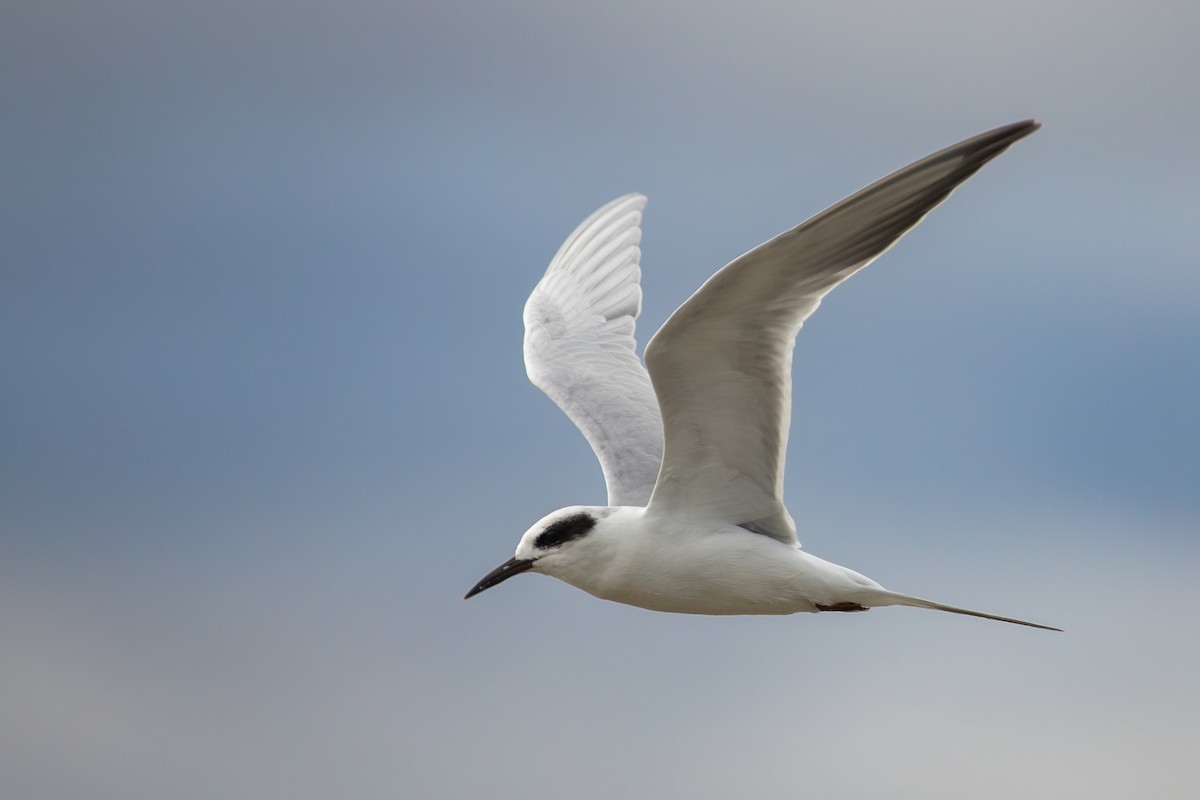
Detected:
left=463, top=556, right=535, bottom=600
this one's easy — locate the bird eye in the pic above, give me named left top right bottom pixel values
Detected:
left=534, top=513, right=595, bottom=549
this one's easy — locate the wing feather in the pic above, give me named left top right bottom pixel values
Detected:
left=523, top=194, right=664, bottom=506
left=643, top=121, right=1040, bottom=543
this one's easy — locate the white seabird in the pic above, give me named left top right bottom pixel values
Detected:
left=466, top=120, right=1059, bottom=631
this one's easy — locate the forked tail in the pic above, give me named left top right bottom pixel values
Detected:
left=881, top=593, right=1062, bottom=631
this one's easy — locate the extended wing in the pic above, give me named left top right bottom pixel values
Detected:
left=523, top=194, right=664, bottom=506
left=643, top=121, right=1040, bottom=543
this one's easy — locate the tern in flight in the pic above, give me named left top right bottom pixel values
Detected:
left=465, top=120, right=1059, bottom=631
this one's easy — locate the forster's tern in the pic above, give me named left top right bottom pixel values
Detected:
left=466, top=120, right=1058, bottom=631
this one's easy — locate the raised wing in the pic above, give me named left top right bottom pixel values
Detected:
left=643, top=121, right=1040, bottom=543
left=523, top=194, right=664, bottom=506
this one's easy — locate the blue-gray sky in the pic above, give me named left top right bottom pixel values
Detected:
left=3, top=2, right=1198, bottom=798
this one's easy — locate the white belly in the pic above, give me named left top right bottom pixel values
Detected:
left=560, top=527, right=873, bottom=616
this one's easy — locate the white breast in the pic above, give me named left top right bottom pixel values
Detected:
left=549, top=509, right=882, bottom=615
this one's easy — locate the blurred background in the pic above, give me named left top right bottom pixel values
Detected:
left=3, top=2, right=1197, bottom=798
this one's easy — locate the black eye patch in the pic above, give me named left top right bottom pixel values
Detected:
left=534, top=512, right=596, bottom=550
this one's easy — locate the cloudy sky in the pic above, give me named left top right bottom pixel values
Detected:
left=3, top=2, right=1198, bottom=798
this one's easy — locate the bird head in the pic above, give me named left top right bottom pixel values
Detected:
left=463, top=507, right=601, bottom=600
